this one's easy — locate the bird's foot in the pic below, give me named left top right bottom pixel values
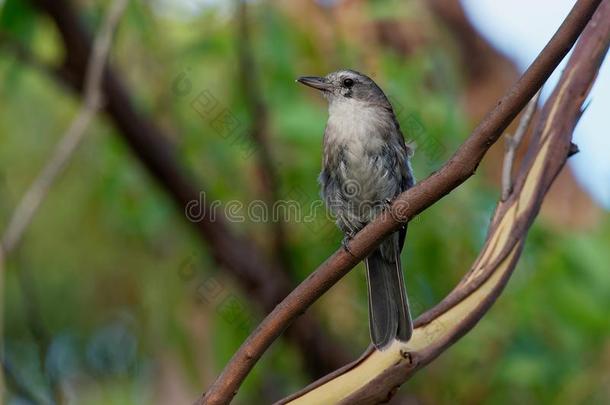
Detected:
left=382, top=198, right=405, bottom=229
left=342, top=232, right=356, bottom=257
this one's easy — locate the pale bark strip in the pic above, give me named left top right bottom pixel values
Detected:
left=501, top=90, right=541, bottom=200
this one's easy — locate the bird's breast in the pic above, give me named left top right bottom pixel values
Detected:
left=322, top=101, right=402, bottom=208
left=325, top=100, right=388, bottom=161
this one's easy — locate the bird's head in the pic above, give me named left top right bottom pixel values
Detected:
left=297, top=69, right=390, bottom=107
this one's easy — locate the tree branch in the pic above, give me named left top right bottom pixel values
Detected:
left=1, top=0, right=127, bottom=255
left=501, top=89, right=541, bottom=200
left=199, top=0, right=604, bottom=403
left=27, top=0, right=349, bottom=380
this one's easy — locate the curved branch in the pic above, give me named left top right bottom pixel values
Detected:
left=501, top=90, right=540, bottom=200
left=1, top=0, right=127, bottom=254
left=199, top=0, right=604, bottom=403
left=280, top=3, right=610, bottom=401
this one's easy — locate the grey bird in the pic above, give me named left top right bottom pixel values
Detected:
left=297, top=69, right=414, bottom=350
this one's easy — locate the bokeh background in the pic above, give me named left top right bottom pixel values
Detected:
left=1, top=0, right=609, bottom=404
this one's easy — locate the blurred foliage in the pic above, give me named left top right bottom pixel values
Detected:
left=0, top=0, right=609, bottom=404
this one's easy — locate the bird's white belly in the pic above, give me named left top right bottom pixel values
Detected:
left=323, top=99, right=401, bottom=231
left=328, top=102, right=391, bottom=196
left=327, top=98, right=385, bottom=152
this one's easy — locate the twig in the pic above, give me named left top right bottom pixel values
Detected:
left=501, top=90, right=541, bottom=200
left=198, top=1, right=604, bottom=403
left=1, top=0, right=128, bottom=254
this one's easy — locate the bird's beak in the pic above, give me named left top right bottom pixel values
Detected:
left=296, top=76, right=331, bottom=91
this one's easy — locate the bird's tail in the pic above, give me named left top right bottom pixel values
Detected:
left=364, top=232, right=412, bottom=350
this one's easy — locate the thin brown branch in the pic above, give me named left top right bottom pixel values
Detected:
left=199, top=0, right=604, bottom=403
left=280, top=2, right=610, bottom=400
left=1, top=0, right=128, bottom=255
left=501, top=89, right=541, bottom=200
left=28, top=0, right=349, bottom=380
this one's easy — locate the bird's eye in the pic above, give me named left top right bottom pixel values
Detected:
left=342, top=78, right=354, bottom=88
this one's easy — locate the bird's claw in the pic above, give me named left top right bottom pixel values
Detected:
left=342, top=233, right=356, bottom=257
left=381, top=198, right=396, bottom=216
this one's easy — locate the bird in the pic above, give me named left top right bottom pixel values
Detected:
left=297, top=69, right=414, bottom=350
